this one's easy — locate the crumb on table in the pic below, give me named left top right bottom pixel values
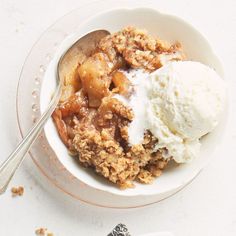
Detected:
left=47, top=233, right=54, bottom=236
left=35, top=228, right=54, bottom=236
left=11, top=186, right=24, bottom=197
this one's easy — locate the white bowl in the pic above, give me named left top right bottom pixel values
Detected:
left=40, top=7, right=227, bottom=207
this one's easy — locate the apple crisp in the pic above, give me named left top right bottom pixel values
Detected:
left=52, top=27, right=185, bottom=188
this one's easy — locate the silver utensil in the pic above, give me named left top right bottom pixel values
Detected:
left=0, top=29, right=110, bottom=194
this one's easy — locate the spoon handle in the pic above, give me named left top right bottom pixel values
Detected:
left=0, top=83, right=62, bottom=194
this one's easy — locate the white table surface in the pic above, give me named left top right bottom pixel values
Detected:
left=0, top=0, right=236, bottom=235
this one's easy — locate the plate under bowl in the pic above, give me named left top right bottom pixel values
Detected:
left=20, top=6, right=227, bottom=208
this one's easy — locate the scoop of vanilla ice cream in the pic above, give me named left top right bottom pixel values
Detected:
left=118, top=61, right=226, bottom=163
left=148, top=61, right=225, bottom=141
left=146, top=61, right=226, bottom=163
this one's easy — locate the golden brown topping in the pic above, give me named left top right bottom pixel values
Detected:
left=109, top=26, right=185, bottom=71
left=97, top=97, right=133, bottom=122
left=148, top=166, right=162, bottom=177
left=137, top=170, right=154, bottom=184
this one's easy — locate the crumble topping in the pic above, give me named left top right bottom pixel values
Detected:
left=99, top=26, right=184, bottom=72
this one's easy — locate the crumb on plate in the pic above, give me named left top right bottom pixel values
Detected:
left=11, top=186, right=24, bottom=197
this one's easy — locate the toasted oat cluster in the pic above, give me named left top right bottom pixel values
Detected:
left=35, top=228, right=54, bottom=236
left=52, top=27, right=185, bottom=188
left=11, top=186, right=24, bottom=197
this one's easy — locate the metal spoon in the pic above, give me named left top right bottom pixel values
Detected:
left=0, top=30, right=110, bottom=194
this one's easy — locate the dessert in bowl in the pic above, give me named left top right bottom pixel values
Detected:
left=40, top=8, right=227, bottom=202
